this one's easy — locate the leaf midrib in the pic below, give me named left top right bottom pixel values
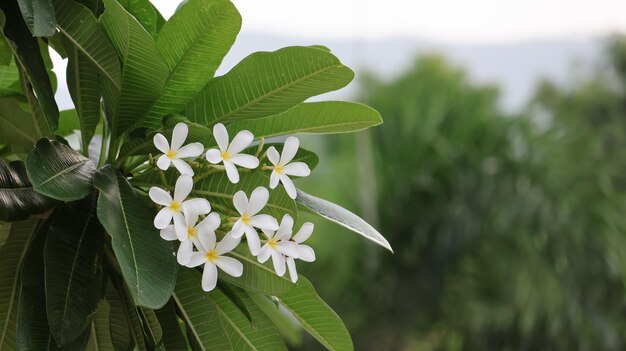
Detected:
left=112, top=174, right=141, bottom=296
left=37, top=160, right=90, bottom=188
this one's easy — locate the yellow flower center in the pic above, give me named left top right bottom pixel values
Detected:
left=169, top=201, right=181, bottom=213
left=166, top=150, right=177, bottom=159
left=241, top=214, right=251, bottom=225
left=206, top=249, right=218, bottom=262
left=187, top=226, right=197, bottom=238
left=274, top=163, right=284, bottom=174
left=268, top=238, right=278, bottom=249
left=221, top=151, right=230, bottom=160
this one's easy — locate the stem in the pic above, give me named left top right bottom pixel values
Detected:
left=97, top=122, right=109, bottom=168
left=255, top=138, right=265, bottom=157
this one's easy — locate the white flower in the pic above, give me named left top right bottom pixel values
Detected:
left=258, top=214, right=300, bottom=277
left=154, top=123, right=204, bottom=176
left=205, top=123, right=259, bottom=183
left=186, top=231, right=243, bottom=292
left=285, top=222, right=316, bottom=283
left=230, top=187, right=279, bottom=255
left=267, top=136, right=311, bottom=199
left=160, top=209, right=221, bottom=266
left=149, top=175, right=210, bottom=233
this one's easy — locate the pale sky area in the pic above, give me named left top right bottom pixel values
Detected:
left=154, top=0, right=626, bottom=43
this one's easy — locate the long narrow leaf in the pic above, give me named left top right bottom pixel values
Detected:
left=17, top=0, right=56, bottom=37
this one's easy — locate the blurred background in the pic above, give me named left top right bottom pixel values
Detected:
left=55, top=1, right=626, bottom=349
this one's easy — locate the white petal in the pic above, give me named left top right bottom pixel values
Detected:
left=198, top=212, right=221, bottom=231
left=276, top=241, right=300, bottom=258
left=293, top=222, right=314, bottom=243
left=260, top=228, right=274, bottom=240
left=202, top=263, right=218, bottom=292
left=160, top=225, right=177, bottom=241
left=257, top=245, right=271, bottom=263
left=172, top=159, right=194, bottom=176
left=271, top=251, right=286, bottom=276
left=227, top=130, right=253, bottom=154
left=213, top=123, right=229, bottom=151
left=276, top=215, right=294, bottom=240
left=215, top=256, right=243, bottom=277
left=156, top=155, right=171, bottom=171
left=173, top=213, right=188, bottom=241
left=247, top=187, right=269, bottom=215
left=177, top=142, right=204, bottom=158
left=153, top=133, right=170, bottom=153
left=279, top=174, right=297, bottom=199
left=183, top=207, right=199, bottom=228
left=282, top=162, right=311, bottom=177
left=297, top=245, right=316, bottom=262
left=205, top=149, right=222, bottom=164
left=149, top=187, right=172, bottom=206
left=286, top=257, right=298, bottom=283
left=266, top=146, right=280, bottom=166
left=249, top=214, right=279, bottom=231
left=154, top=208, right=173, bottom=229
left=230, top=221, right=245, bottom=238
left=232, top=190, right=248, bottom=215
left=244, top=226, right=261, bottom=255
left=186, top=252, right=206, bottom=268
left=216, top=233, right=241, bottom=254
left=174, top=175, right=193, bottom=202
left=171, top=123, right=188, bottom=151
left=269, top=170, right=280, bottom=189
left=224, top=161, right=240, bottom=184
left=182, top=198, right=211, bottom=215
left=229, top=154, right=259, bottom=169
left=280, top=136, right=299, bottom=164
left=177, top=240, right=193, bottom=265
left=198, top=228, right=216, bottom=252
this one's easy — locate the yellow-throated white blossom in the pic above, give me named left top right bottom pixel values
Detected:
left=267, top=136, right=311, bottom=199
left=284, top=222, right=316, bottom=283
left=230, top=187, right=278, bottom=255
left=258, top=214, right=300, bottom=277
left=205, top=123, right=259, bottom=183
left=149, top=175, right=210, bottom=234
left=160, top=208, right=220, bottom=266
left=186, top=231, right=243, bottom=292
left=153, top=123, right=204, bottom=176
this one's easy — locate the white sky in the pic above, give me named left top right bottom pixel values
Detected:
left=153, top=0, right=626, bottom=43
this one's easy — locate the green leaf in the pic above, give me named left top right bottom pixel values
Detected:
left=0, top=218, right=39, bottom=350
left=228, top=102, right=383, bottom=138
left=105, top=279, right=147, bottom=351
left=0, top=98, right=49, bottom=149
left=142, top=0, right=241, bottom=129
left=0, top=4, right=58, bottom=131
left=0, top=35, right=11, bottom=65
left=184, top=46, right=354, bottom=126
left=17, top=0, right=56, bottom=37
left=93, top=166, right=177, bottom=309
left=52, top=0, right=121, bottom=89
left=26, top=138, right=97, bottom=201
left=63, top=37, right=101, bottom=150
left=0, top=58, right=22, bottom=98
left=44, top=197, right=105, bottom=346
left=100, top=0, right=167, bottom=138
left=104, top=284, right=133, bottom=351
left=86, top=300, right=116, bottom=351
left=154, top=300, right=189, bottom=351
left=173, top=268, right=231, bottom=351
left=138, top=307, right=162, bottom=349
left=277, top=277, right=353, bottom=351
left=55, top=109, right=80, bottom=137
left=248, top=293, right=301, bottom=347
left=0, top=159, right=57, bottom=222
left=116, top=0, right=161, bottom=38
left=295, top=190, right=393, bottom=252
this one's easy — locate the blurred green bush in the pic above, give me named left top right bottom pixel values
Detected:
left=296, top=36, right=626, bottom=350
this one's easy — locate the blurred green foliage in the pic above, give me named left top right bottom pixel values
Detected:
left=297, top=36, right=626, bottom=350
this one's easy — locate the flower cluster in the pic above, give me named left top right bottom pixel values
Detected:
left=148, top=123, right=315, bottom=291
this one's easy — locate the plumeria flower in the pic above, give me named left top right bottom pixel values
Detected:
left=205, top=123, right=259, bottom=183
left=230, top=187, right=279, bottom=255
left=186, top=231, right=243, bottom=292
left=285, top=222, right=316, bottom=283
left=154, top=123, right=204, bottom=176
left=149, top=175, right=210, bottom=233
left=258, top=214, right=300, bottom=277
left=267, top=136, right=311, bottom=199
left=160, top=208, right=221, bottom=266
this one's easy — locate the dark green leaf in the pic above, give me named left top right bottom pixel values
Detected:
left=104, top=283, right=133, bottom=351
left=26, top=138, right=96, bottom=201
left=184, top=46, right=354, bottom=126
left=0, top=159, right=56, bottom=222
left=154, top=300, right=189, bottom=351
left=0, top=97, right=49, bottom=150
left=248, top=293, right=301, bottom=347
left=106, top=279, right=147, bottom=350
left=277, top=276, right=353, bottom=351
left=44, top=197, right=105, bottom=346
left=217, top=282, right=252, bottom=324
left=86, top=300, right=116, bottom=351
left=138, top=307, right=162, bottom=349
left=142, top=0, right=241, bottom=129
left=228, top=101, right=383, bottom=139
left=100, top=0, right=167, bottom=138
left=1, top=218, right=39, bottom=350
left=296, top=189, right=393, bottom=252
left=17, top=0, right=56, bottom=37
left=94, top=166, right=177, bottom=309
